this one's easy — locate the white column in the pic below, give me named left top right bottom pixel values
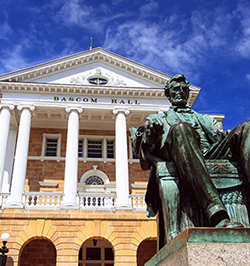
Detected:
left=61, top=107, right=83, bottom=209
left=0, top=105, right=14, bottom=192
left=2, top=128, right=17, bottom=192
left=113, top=108, right=131, bottom=209
left=6, top=106, right=35, bottom=208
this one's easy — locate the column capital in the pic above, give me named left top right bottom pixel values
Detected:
left=0, top=104, right=15, bottom=111
left=65, top=106, right=83, bottom=114
left=112, top=108, right=130, bottom=116
left=17, top=105, right=35, bottom=112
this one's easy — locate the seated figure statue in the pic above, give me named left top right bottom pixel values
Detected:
left=130, top=74, right=250, bottom=246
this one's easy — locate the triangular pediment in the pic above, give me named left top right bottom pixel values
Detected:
left=0, top=48, right=169, bottom=87
left=0, top=48, right=201, bottom=106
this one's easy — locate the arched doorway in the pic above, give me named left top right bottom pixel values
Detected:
left=78, top=237, right=114, bottom=266
left=137, top=238, right=157, bottom=266
left=19, top=237, right=56, bottom=266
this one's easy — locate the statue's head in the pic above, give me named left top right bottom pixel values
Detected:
left=165, top=74, right=191, bottom=107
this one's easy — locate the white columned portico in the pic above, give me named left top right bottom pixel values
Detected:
left=6, top=106, right=35, bottom=208
left=0, top=105, right=14, bottom=192
left=62, top=107, right=83, bottom=209
left=113, top=108, right=131, bottom=209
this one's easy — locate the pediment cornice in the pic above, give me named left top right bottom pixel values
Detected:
left=0, top=48, right=171, bottom=85
left=0, top=48, right=201, bottom=106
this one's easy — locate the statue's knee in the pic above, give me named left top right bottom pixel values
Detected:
left=242, top=121, right=250, bottom=127
left=236, top=120, right=250, bottom=133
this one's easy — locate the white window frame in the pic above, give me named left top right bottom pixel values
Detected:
left=78, top=135, right=115, bottom=159
left=41, top=133, right=62, bottom=158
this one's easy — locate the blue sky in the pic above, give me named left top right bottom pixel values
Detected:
left=0, top=0, right=250, bottom=129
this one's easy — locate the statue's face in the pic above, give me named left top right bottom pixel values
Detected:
left=168, top=82, right=189, bottom=107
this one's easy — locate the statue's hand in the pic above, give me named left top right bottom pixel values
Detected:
left=144, top=119, right=163, bottom=145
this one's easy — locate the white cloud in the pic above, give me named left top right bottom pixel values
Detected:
left=234, top=2, right=250, bottom=58
left=0, top=22, right=13, bottom=40
left=0, top=42, right=31, bottom=74
left=58, top=0, right=92, bottom=26
left=139, top=0, right=159, bottom=17
left=103, top=1, right=250, bottom=81
left=103, top=17, right=210, bottom=79
left=55, top=0, right=113, bottom=33
left=246, top=74, right=250, bottom=82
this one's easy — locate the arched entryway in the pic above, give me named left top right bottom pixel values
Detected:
left=137, top=238, right=157, bottom=266
left=78, top=237, right=114, bottom=266
left=19, top=237, right=56, bottom=266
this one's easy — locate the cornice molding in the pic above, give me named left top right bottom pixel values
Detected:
left=0, top=81, right=200, bottom=106
left=0, top=81, right=165, bottom=97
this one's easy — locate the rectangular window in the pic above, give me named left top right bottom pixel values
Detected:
left=45, top=138, right=58, bottom=156
left=42, top=133, right=61, bottom=157
left=78, top=139, right=83, bottom=157
left=78, top=136, right=115, bottom=159
left=87, top=140, right=103, bottom=158
left=107, top=140, right=114, bottom=158
left=86, top=248, right=101, bottom=260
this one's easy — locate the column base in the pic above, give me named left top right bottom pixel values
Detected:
left=115, top=203, right=133, bottom=210
left=145, top=227, right=250, bottom=266
left=61, top=202, right=79, bottom=209
left=4, top=201, right=24, bottom=209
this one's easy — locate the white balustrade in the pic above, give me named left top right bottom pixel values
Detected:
left=0, top=192, right=10, bottom=208
left=3, top=191, right=146, bottom=211
left=78, top=193, right=116, bottom=210
left=131, top=194, right=146, bottom=211
left=23, top=192, right=63, bottom=209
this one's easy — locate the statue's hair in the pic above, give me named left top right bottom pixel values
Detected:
left=164, top=74, right=191, bottom=98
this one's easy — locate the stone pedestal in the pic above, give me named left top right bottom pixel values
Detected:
left=145, top=227, right=250, bottom=266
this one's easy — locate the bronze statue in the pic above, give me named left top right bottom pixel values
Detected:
left=130, top=74, right=250, bottom=245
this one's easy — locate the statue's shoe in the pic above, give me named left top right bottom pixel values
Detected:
left=223, top=221, right=244, bottom=228
left=168, top=231, right=179, bottom=241
left=216, top=219, right=244, bottom=228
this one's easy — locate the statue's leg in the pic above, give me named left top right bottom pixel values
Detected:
left=167, top=122, right=229, bottom=225
left=158, top=174, right=180, bottom=243
left=228, top=121, right=250, bottom=183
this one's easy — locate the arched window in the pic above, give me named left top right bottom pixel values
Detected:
left=78, top=166, right=115, bottom=194
left=85, top=175, right=104, bottom=185
left=137, top=238, right=157, bottom=266
left=19, top=237, right=56, bottom=266
left=80, top=166, right=109, bottom=186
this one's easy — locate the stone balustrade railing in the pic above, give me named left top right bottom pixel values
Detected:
left=78, top=192, right=116, bottom=210
left=131, top=194, right=147, bottom=210
left=23, top=192, right=63, bottom=209
left=0, top=192, right=146, bottom=211
left=0, top=192, right=10, bottom=207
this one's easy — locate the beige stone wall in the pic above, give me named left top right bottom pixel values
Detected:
left=0, top=209, right=157, bottom=266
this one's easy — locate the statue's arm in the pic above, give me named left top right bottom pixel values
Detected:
left=210, top=116, right=230, bottom=136
left=129, top=114, right=165, bottom=170
left=129, top=125, right=144, bottom=157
